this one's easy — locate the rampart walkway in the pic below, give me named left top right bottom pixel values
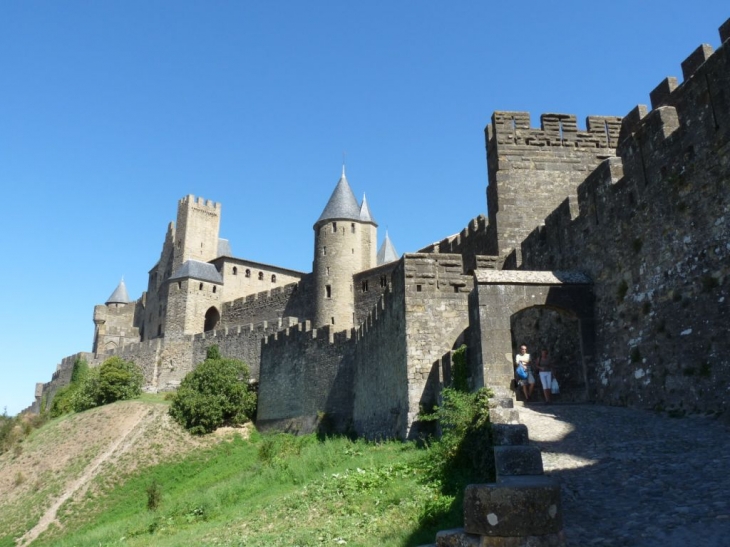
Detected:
left=517, top=403, right=730, bottom=547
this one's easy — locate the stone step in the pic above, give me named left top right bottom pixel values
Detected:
left=464, top=476, right=563, bottom=537
left=491, top=423, right=529, bottom=446
left=494, top=445, right=544, bottom=478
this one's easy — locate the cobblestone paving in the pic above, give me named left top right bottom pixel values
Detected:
left=516, top=403, right=730, bottom=547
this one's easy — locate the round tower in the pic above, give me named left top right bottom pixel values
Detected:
left=313, top=168, right=377, bottom=330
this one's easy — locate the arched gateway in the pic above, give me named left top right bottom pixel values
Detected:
left=470, top=270, right=594, bottom=401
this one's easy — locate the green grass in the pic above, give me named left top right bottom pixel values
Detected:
left=32, top=432, right=464, bottom=547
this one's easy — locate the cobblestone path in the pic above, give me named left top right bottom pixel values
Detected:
left=516, top=403, right=730, bottom=547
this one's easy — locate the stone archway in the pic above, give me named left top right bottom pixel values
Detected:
left=203, top=306, right=220, bottom=332
left=470, top=270, right=594, bottom=401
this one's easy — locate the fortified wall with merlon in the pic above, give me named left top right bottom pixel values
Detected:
left=26, top=20, right=730, bottom=440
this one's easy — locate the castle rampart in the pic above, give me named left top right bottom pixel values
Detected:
left=257, top=320, right=357, bottom=434
left=221, top=277, right=313, bottom=330
left=519, top=24, right=730, bottom=416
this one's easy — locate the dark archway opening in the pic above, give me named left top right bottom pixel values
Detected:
left=511, top=306, right=586, bottom=402
left=204, top=306, right=221, bottom=332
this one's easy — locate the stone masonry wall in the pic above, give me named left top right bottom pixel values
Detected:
left=518, top=29, right=730, bottom=417
left=486, top=111, right=621, bottom=261
left=190, top=317, right=300, bottom=381
left=418, top=215, right=497, bottom=273
left=212, top=257, right=305, bottom=305
left=351, top=264, right=409, bottom=440
left=221, top=276, right=313, bottom=329
left=257, top=323, right=356, bottom=434
left=402, top=253, right=472, bottom=438
left=352, top=261, right=399, bottom=326
left=93, top=302, right=140, bottom=354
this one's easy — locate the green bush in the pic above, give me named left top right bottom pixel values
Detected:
left=169, top=345, right=257, bottom=434
left=420, top=387, right=494, bottom=491
left=50, top=358, right=90, bottom=417
left=72, top=357, right=144, bottom=412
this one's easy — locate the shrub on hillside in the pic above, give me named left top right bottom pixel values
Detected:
left=1, top=409, right=49, bottom=455
left=50, top=358, right=89, bottom=417
left=169, top=345, right=257, bottom=434
left=72, top=357, right=144, bottom=412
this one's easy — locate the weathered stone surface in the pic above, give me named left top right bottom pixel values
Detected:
left=490, top=408, right=521, bottom=424
left=491, top=423, right=529, bottom=446
left=464, top=477, right=562, bottom=537
left=494, top=446, right=544, bottom=477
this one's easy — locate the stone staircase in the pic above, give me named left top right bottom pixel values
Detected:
left=423, top=397, right=566, bottom=547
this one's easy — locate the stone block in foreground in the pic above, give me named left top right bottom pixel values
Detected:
left=464, top=476, right=562, bottom=537
left=491, top=423, right=529, bottom=446
left=494, top=445, right=544, bottom=477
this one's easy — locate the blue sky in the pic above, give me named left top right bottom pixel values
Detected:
left=1, top=2, right=727, bottom=415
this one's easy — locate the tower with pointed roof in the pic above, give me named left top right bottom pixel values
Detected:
left=313, top=167, right=378, bottom=329
left=92, top=278, right=142, bottom=355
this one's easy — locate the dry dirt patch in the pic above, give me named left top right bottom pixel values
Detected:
left=0, top=400, right=233, bottom=546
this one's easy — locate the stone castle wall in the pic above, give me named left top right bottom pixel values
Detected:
left=93, top=302, right=141, bottom=354
left=212, top=257, right=305, bottom=305
left=352, top=261, right=399, bottom=325
left=221, top=277, right=313, bottom=329
left=257, top=323, right=357, bottom=433
left=352, top=267, right=409, bottom=439
left=401, top=254, right=473, bottom=436
left=418, top=215, right=496, bottom=273
left=486, top=111, right=622, bottom=262
left=517, top=31, right=730, bottom=416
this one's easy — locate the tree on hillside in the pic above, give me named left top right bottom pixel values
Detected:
left=73, top=357, right=144, bottom=412
left=169, top=345, right=257, bottom=434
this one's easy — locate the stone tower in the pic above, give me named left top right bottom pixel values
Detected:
left=171, top=195, right=222, bottom=273
left=313, top=168, right=377, bottom=329
left=164, top=195, right=224, bottom=337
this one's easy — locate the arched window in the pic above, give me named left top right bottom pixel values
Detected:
left=233, top=266, right=238, bottom=275
left=258, top=272, right=264, bottom=280
left=271, top=274, right=276, bottom=283
left=199, top=283, right=204, bottom=290
left=213, top=286, right=217, bottom=293
left=245, top=269, right=251, bottom=278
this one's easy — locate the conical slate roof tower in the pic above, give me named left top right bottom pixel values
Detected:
left=315, top=167, right=362, bottom=226
left=313, top=167, right=377, bottom=330
left=106, top=278, right=130, bottom=305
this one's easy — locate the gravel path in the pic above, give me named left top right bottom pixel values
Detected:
left=516, top=403, right=730, bottom=547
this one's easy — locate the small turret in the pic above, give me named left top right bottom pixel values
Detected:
left=106, top=278, right=130, bottom=307
left=377, top=232, right=399, bottom=265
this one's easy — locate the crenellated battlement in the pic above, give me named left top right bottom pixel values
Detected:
left=264, top=321, right=349, bottom=347
left=226, top=282, right=300, bottom=308
left=195, top=316, right=300, bottom=342
left=179, top=194, right=221, bottom=211
left=488, top=111, right=622, bottom=149
left=630, top=19, right=730, bottom=130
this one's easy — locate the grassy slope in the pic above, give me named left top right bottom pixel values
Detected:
left=1, top=401, right=466, bottom=547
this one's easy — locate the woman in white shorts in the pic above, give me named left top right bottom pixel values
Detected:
left=535, top=348, right=553, bottom=404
